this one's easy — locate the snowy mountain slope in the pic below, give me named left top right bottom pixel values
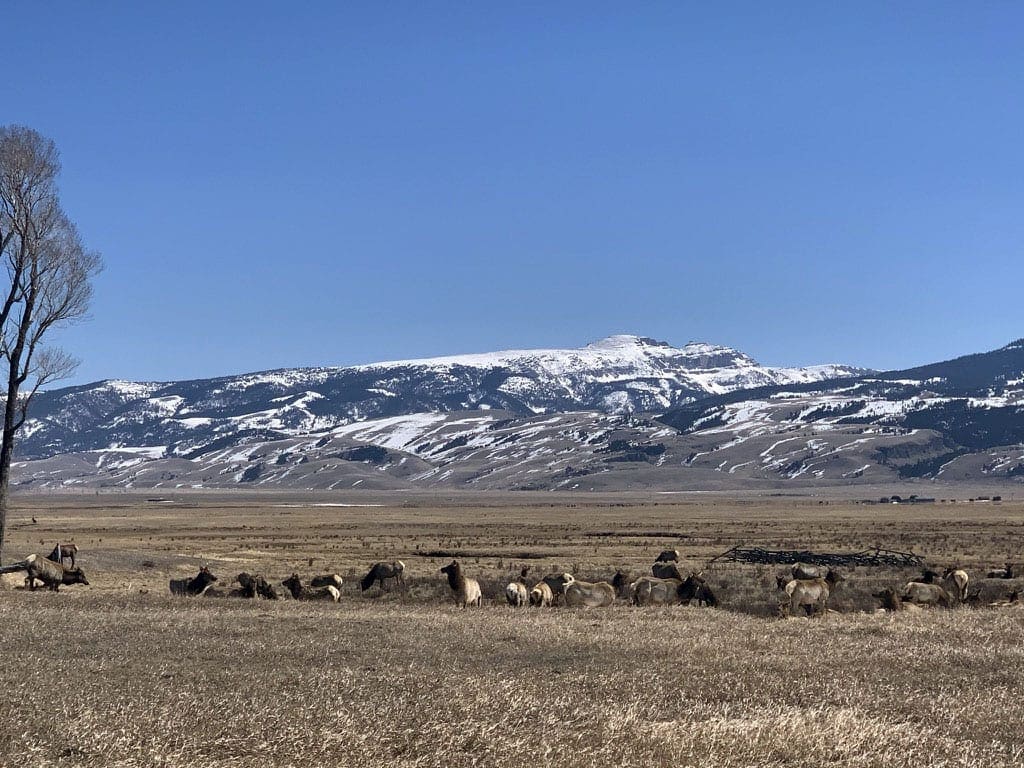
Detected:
left=659, top=338, right=1024, bottom=480
left=18, top=335, right=1024, bottom=491
left=15, top=335, right=865, bottom=461
left=16, top=402, right=994, bottom=491
left=12, top=408, right=924, bottom=491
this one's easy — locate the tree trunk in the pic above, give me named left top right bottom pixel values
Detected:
left=0, top=392, right=18, bottom=566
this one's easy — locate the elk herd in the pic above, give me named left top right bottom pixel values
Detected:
left=165, top=560, right=406, bottom=602
left=2, top=541, right=1022, bottom=619
left=496, top=549, right=716, bottom=610
left=775, top=562, right=1016, bottom=616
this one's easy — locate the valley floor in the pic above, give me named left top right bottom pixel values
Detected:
left=1, top=491, right=1023, bottom=766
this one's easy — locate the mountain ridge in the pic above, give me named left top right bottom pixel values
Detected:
left=10, top=334, right=1024, bottom=491
left=17, top=334, right=866, bottom=461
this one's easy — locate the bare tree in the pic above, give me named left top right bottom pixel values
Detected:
left=0, top=126, right=102, bottom=563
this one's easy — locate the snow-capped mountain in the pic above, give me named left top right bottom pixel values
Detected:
left=16, top=334, right=864, bottom=461
left=658, top=338, right=1024, bottom=482
left=10, top=336, right=1024, bottom=491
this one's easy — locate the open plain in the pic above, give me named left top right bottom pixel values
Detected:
left=1, top=489, right=1023, bottom=767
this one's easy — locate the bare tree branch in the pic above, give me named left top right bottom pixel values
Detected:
left=0, top=125, right=101, bottom=563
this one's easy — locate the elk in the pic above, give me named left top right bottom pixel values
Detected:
left=169, top=566, right=218, bottom=597
left=785, top=570, right=842, bottom=617
left=282, top=574, right=340, bottom=602
left=360, top=561, right=406, bottom=593
left=0, top=554, right=89, bottom=591
left=563, top=576, right=615, bottom=608
left=942, top=567, right=969, bottom=602
left=440, top=560, right=482, bottom=608
left=46, top=543, right=79, bottom=569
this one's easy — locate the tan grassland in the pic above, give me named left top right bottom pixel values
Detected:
left=1, top=490, right=1023, bottom=767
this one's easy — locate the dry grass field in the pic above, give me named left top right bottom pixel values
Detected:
left=1, top=490, right=1023, bottom=766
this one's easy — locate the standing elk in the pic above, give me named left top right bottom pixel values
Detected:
left=0, top=554, right=89, bottom=591
left=46, top=543, right=79, bottom=569
left=440, top=560, right=482, bottom=608
left=505, top=582, right=528, bottom=607
left=695, top=582, right=718, bottom=607
left=541, top=573, right=573, bottom=605
left=505, top=567, right=529, bottom=607
left=785, top=570, right=842, bottom=617
left=360, top=561, right=406, bottom=593
left=942, top=567, right=969, bottom=602
left=529, top=580, right=554, bottom=607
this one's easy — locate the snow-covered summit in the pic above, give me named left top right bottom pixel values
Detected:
left=14, top=336, right=1024, bottom=490
left=342, top=335, right=865, bottom=408
left=17, top=333, right=867, bottom=463
left=359, top=334, right=761, bottom=376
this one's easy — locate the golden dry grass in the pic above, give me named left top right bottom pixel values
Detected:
left=1, top=491, right=1023, bottom=766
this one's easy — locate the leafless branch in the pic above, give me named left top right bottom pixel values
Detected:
left=0, top=125, right=102, bottom=561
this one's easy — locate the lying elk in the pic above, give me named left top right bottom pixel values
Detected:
left=282, top=574, right=340, bottom=602
left=233, top=572, right=278, bottom=599
left=0, top=554, right=89, bottom=591
left=911, top=569, right=940, bottom=584
left=611, top=569, right=631, bottom=599
left=873, top=587, right=899, bottom=611
left=900, top=581, right=953, bottom=608
left=652, top=562, right=684, bottom=581
left=563, top=576, right=616, bottom=608
left=169, top=566, right=218, bottom=596
left=990, top=590, right=1021, bottom=607
left=791, top=563, right=824, bottom=580
left=632, top=573, right=710, bottom=607
left=310, top=574, right=344, bottom=590
left=986, top=563, right=1014, bottom=579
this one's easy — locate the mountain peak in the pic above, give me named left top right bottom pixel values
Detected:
left=585, top=334, right=673, bottom=350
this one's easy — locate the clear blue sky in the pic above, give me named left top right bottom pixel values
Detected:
left=5, top=3, right=1023, bottom=384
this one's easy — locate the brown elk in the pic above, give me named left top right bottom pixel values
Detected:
left=440, top=560, right=482, bottom=608
left=169, top=566, right=218, bottom=597
left=0, top=554, right=89, bottom=592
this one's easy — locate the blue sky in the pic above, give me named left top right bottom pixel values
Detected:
left=4, top=3, right=1023, bottom=384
